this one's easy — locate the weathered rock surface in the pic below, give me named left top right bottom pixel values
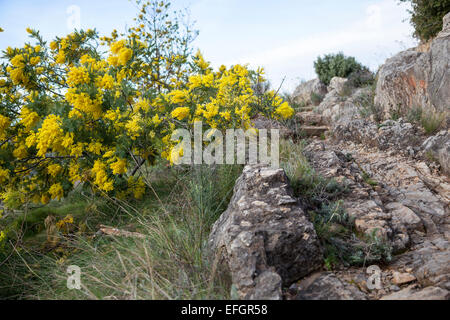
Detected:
left=303, top=138, right=449, bottom=253
left=294, top=272, right=367, bottom=300
left=292, top=79, right=328, bottom=105
left=302, top=115, right=449, bottom=299
left=208, top=165, right=323, bottom=300
left=333, top=118, right=422, bottom=151
left=251, top=115, right=293, bottom=139
left=317, top=82, right=373, bottom=126
left=375, top=12, right=450, bottom=116
left=296, top=112, right=324, bottom=125
left=392, top=271, right=416, bottom=285
left=422, top=130, right=450, bottom=175
left=381, top=285, right=449, bottom=300
left=327, top=77, right=348, bottom=95
left=390, top=238, right=450, bottom=290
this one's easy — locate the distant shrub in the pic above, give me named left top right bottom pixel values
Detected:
left=310, top=92, right=325, bottom=106
left=400, top=0, right=450, bottom=41
left=346, top=69, right=375, bottom=88
left=314, top=52, right=368, bottom=85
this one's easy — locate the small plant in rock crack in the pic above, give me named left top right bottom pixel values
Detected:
left=354, top=91, right=383, bottom=123
left=349, top=231, right=393, bottom=267
left=310, top=92, right=325, bottom=106
left=310, top=200, right=357, bottom=270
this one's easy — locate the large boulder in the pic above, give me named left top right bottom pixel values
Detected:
left=292, top=79, right=328, bottom=105
left=208, top=165, right=323, bottom=300
left=375, top=12, right=450, bottom=117
left=327, top=77, right=348, bottom=95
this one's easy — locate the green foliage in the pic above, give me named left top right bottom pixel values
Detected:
left=400, top=0, right=450, bottom=41
left=314, top=52, right=368, bottom=85
left=405, top=105, right=446, bottom=135
left=354, top=89, right=383, bottom=123
left=420, top=110, right=445, bottom=135
left=345, top=69, right=375, bottom=89
left=0, top=164, right=242, bottom=299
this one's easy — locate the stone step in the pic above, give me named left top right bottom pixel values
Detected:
left=298, top=106, right=314, bottom=112
left=296, top=112, right=325, bottom=126
left=301, top=126, right=329, bottom=137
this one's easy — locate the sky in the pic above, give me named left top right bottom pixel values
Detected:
left=0, top=0, right=417, bottom=92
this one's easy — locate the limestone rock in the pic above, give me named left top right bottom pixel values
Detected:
left=380, top=286, right=449, bottom=300
left=375, top=13, right=450, bottom=116
left=333, top=118, right=422, bottom=151
left=208, top=165, right=323, bottom=300
left=392, top=271, right=416, bottom=285
left=295, top=272, right=367, bottom=300
left=296, top=112, right=324, bottom=125
left=292, top=79, right=328, bottom=105
left=328, top=77, right=348, bottom=95
left=251, top=115, right=293, bottom=139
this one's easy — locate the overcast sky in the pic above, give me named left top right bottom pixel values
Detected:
left=0, top=0, right=417, bottom=92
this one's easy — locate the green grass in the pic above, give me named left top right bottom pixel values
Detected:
left=0, top=138, right=396, bottom=299
left=0, top=164, right=242, bottom=300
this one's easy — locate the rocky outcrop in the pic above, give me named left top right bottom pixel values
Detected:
left=333, top=118, right=422, bottom=152
left=292, top=79, right=328, bottom=105
left=422, top=130, right=450, bottom=175
left=316, top=78, right=374, bottom=126
left=390, top=238, right=450, bottom=290
left=293, top=272, right=367, bottom=300
left=208, top=165, right=323, bottom=300
left=375, top=12, right=450, bottom=116
left=381, top=285, right=449, bottom=300
left=327, top=77, right=348, bottom=95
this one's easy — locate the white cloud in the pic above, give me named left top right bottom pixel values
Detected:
left=217, top=0, right=417, bottom=92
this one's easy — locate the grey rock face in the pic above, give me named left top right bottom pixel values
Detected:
left=422, top=130, right=450, bottom=175
left=318, top=84, right=373, bottom=127
left=208, top=165, right=323, bottom=300
left=252, top=115, right=293, bottom=139
left=295, top=272, right=367, bottom=300
left=381, top=286, right=449, bottom=300
left=327, top=77, right=348, bottom=95
left=333, top=118, right=421, bottom=151
left=375, top=13, right=450, bottom=116
left=292, top=79, right=328, bottom=105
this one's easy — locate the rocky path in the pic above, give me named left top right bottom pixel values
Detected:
left=301, top=135, right=449, bottom=300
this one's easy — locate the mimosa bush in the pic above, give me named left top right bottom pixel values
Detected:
left=0, top=0, right=293, bottom=217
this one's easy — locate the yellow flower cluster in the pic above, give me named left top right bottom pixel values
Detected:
left=33, top=115, right=72, bottom=157
left=0, top=167, right=10, bottom=184
left=91, top=160, right=114, bottom=192
left=0, top=115, right=11, bottom=140
left=47, top=163, right=62, bottom=177
left=67, top=66, right=90, bottom=86
left=49, top=183, right=64, bottom=200
left=171, top=107, right=190, bottom=120
left=108, top=40, right=133, bottom=66
left=0, top=3, right=295, bottom=207
left=275, top=102, right=295, bottom=119
left=110, top=158, right=127, bottom=175
left=66, top=89, right=103, bottom=119
left=20, top=107, right=40, bottom=130
left=56, top=214, right=74, bottom=232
